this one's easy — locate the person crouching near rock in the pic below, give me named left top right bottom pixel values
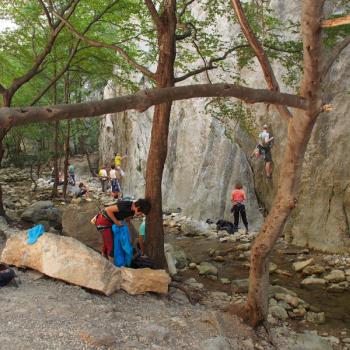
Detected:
left=92, top=199, right=151, bottom=263
left=231, top=182, right=248, bottom=234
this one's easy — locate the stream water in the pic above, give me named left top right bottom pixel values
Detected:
left=166, top=231, right=350, bottom=337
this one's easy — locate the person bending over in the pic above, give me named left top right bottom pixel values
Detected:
left=94, top=199, right=151, bottom=263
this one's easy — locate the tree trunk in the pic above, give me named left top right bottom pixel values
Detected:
left=63, top=74, right=70, bottom=198
left=235, top=0, right=325, bottom=327
left=145, top=0, right=176, bottom=268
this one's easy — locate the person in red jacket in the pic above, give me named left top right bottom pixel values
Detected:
left=231, top=182, right=248, bottom=233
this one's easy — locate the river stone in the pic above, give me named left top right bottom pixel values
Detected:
left=236, top=243, right=251, bottom=251
left=197, top=262, right=218, bottom=276
left=231, top=278, right=249, bottom=293
left=327, top=281, right=349, bottom=292
left=278, top=301, right=292, bottom=311
left=62, top=202, right=102, bottom=251
left=0, top=231, right=120, bottom=295
left=120, top=268, right=170, bottom=295
left=269, top=305, right=288, bottom=320
left=181, top=220, right=211, bottom=237
left=274, top=293, right=299, bottom=307
left=289, top=333, right=332, bottom=350
left=292, top=258, right=314, bottom=272
left=269, top=285, right=297, bottom=297
left=306, top=311, right=326, bottom=324
left=302, top=264, right=326, bottom=275
left=324, top=269, right=346, bottom=282
left=269, top=262, right=278, bottom=273
left=301, top=277, right=327, bottom=289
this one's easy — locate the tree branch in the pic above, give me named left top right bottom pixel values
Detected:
left=175, top=45, right=248, bottom=82
left=322, top=36, right=350, bottom=77
left=0, top=84, right=6, bottom=94
left=53, top=11, right=156, bottom=80
left=178, top=0, right=195, bottom=19
left=321, top=15, right=350, bottom=28
left=144, top=0, right=162, bottom=30
left=231, top=0, right=293, bottom=121
left=5, top=0, right=80, bottom=103
left=0, top=83, right=309, bottom=128
left=37, top=0, right=53, bottom=29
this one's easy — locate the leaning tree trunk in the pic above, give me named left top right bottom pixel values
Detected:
left=145, top=0, right=176, bottom=268
left=234, top=0, right=324, bottom=327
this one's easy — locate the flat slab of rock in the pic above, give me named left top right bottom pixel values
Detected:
left=1, top=232, right=120, bottom=296
left=120, top=268, right=170, bottom=295
left=301, top=277, right=326, bottom=289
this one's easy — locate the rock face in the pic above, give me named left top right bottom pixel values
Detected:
left=99, top=89, right=263, bottom=229
left=98, top=1, right=350, bottom=252
left=1, top=232, right=121, bottom=295
left=61, top=202, right=102, bottom=252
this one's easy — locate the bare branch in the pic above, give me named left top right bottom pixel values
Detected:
left=53, top=11, right=156, bottom=80
left=322, top=15, right=350, bottom=28
left=5, top=0, right=80, bottom=104
left=0, top=84, right=309, bottom=128
left=144, top=0, right=162, bottom=29
left=178, top=0, right=195, bottom=19
left=231, top=0, right=293, bottom=121
left=175, top=45, right=248, bottom=83
left=37, top=0, right=53, bottom=29
left=322, top=36, right=350, bottom=77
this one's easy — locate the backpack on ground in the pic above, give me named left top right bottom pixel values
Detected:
left=131, top=255, right=156, bottom=269
left=0, top=263, right=16, bottom=287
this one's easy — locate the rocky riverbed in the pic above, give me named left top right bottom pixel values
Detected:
left=0, top=164, right=350, bottom=349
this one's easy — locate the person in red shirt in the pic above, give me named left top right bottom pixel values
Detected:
left=231, top=182, right=248, bottom=233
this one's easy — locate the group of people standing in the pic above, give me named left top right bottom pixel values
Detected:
left=98, top=152, right=127, bottom=198
left=231, top=124, right=274, bottom=232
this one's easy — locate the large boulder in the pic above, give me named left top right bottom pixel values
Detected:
left=0, top=232, right=121, bottom=295
left=62, top=202, right=102, bottom=251
left=21, top=201, right=61, bottom=228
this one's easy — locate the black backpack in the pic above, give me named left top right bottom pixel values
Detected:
left=131, top=255, right=156, bottom=269
left=0, top=263, right=16, bottom=287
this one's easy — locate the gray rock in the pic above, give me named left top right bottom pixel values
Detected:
left=269, top=285, right=297, bottom=297
left=302, top=264, right=326, bottom=275
left=181, top=220, right=211, bottom=237
left=288, top=333, right=332, bottom=350
left=231, top=278, right=249, bottom=293
left=269, top=305, right=288, bottom=320
left=200, top=336, right=231, bottom=350
left=327, top=281, right=349, bottom=292
left=324, top=269, right=346, bottom=282
left=21, top=201, right=61, bottom=228
left=301, top=277, right=326, bottom=289
left=306, top=312, right=326, bottom=324
left=197, top=262, right=218, bottom=276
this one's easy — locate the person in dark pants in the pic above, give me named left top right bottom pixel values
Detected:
left=231, top=182, right=248, bottom=233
